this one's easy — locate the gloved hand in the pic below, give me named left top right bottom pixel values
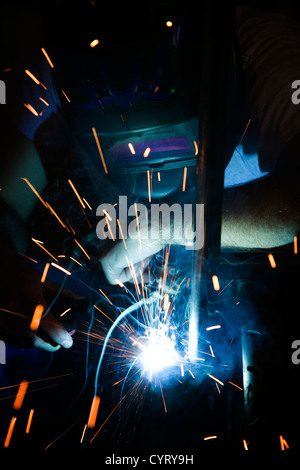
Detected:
left=100, top=234, right=163, bottom=285
left=0, top=248, right=82, bottom=352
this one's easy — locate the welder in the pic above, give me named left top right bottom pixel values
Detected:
left=0, top=1, right=299, bottom=353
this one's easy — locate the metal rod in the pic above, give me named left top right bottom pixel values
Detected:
left=188, top=1, right=236, bottom=358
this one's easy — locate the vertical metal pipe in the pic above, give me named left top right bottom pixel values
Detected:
left=188, top=1, right=236, bottom=358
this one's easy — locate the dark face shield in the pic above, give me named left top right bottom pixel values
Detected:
left=43, top=0, right=241, bottom=199
left=43, top=0, right=203, bottom=198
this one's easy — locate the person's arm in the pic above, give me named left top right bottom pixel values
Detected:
left=101, top=171, right=300, bottom=284
left=0, top=121, right=75, bottom=351
left=221, top=170, right=300, bottom=249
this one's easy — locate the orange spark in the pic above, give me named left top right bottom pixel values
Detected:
left=25, top=409, right=34, bottom=434
left=60, top=308, right=71, bottom=317
left=268, top=253, right=276, bottom=268
left=294, top=236, right=298, bottom=254
left=23, top=103, right=39, bottom=116
left=147, top=170, right=152, bottom=202
left=41, top=47, right=54, bottom=68
left=39, top=96, right=49, bottom=106
left=128, top=143, right=136, bottom=155
left=92, top=127, right=108, bottom=174
left=13, top=380, right=29, bottom=410
left=25, top=69, right=46, bottom=88
left=207, top=374, right=224, bottom=386
left=50, top=262, right=71, bottom=276
left=143, top=147, right=151, bottom=158
left=239, top=118, right=251, bottom=145
left=279, top=435, right=289, bottom=450
left=243, top=439, right=248, bottom=450
left=4, top=417, right=17, bottom=448
left=117, top=219, right=127, bottom=250
left=21, top=177, right=48, bottom=207
left=182, top=166, right=187, bottom=192
left=206, top=325, right=221, bottom=331
left=204, top=435, right=217, bottom=440
left=193, top=140, right=199, bottom=155
left=74, top=238, right=91, bottom=260
left=90, top=39, right=99, bottom=48
left=212, top=274, right=220, bottom=291
left=61, top=89, right=70, bottom=102
left=229, top=381, right=243, bottom=391
left=31, top=238, right=58, bottom=262
left=87, top=395, right=101, bottom=429
left=30, top=304, right=44, bottom=331
left=40, top=262, right=50, bottom=283
left=98, top=289, right=113, bottom=305
left=68, top=179, right=86, bottom=209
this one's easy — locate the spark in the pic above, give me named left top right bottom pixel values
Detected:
left=228, top=381, right=243, bottom=391
left=279, top=435, right=289, bottom=450
left=50, top=262, right=71, bottom=276
left=166, top=20, right=173, bottom=27
left=207, top=374, right=224, bottom=386
left=13, top=380, right=29, bottom=410
left=98, top=289, right=113, bottom=305
left=92, top=127, right=108, bottom=174
left=204, top=435, right=217, bottom=440
left=68, top=179, right=86, bottom=209
left=80, top=424, right=87, bottom=443
left=39, top=96, right=49, bottom=106
left=239, top=118, right=251, bottom=145
left=23, top=103, right=39, bottom=116
left=90, top=38, right=99, bottom=48
left=45, top=202, right=67, bottom=229
left=209, top=344, right=215, bottom=357
left=182, top=166, right=187, bottom=192
left=134, top=202, right=142, bottom=250
left=243, top=439, right=249, bottom=450
left=212, top=274, right=220, bottom=291
left=87, top=395, right=101, bottom=428
left=25, top=409, right=35, bottom=434
left=44, top=420, right=79, bottom=450
left=41, top=48, right=54, bottom=68
left=206, top=325, right=221, bottom=331
left=61, top=89, right=70, bottom=102
left=157, top=171, right=161, bottom=181
left=83, top=197, right=92, bottom=210
left=60, top=308, right=71, bottom=317
left=4, top=417, right=17, bottom=448
left=193, top=140, right=199, bottom=155
left=74, top=238, right=91, bottom=260
left=268, top=253, right=276, bottom=268
left=70, top=256, right=82, bottom=266
left=21, top=177, right=47, bottom=207
left=147, top=170, right=152, bottom=202
left=40, top=262, right=50, bottom=283
left=105, top=216, right=115, bottom=241
left=117, top=219, right=127, bottom=250
left=103, top=209, right=112, bottom=221
left=294, top=236, right=298, bottom=254
left=143, top=147, right=151, bottom=158
left=115, top=279, right=125, bottom=288
left=30, top=304, right=44, bottom=331
left=128, top=143, right=136, bottom=155
left=25, top=69, right=47, bottom=89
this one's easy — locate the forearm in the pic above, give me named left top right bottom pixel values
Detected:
left=0, top=121, right=48, bottom=223
left=221, top=172, right=300, bottom=249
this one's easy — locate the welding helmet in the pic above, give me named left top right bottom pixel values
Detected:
left=44, top=0, right=241, bottom=199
